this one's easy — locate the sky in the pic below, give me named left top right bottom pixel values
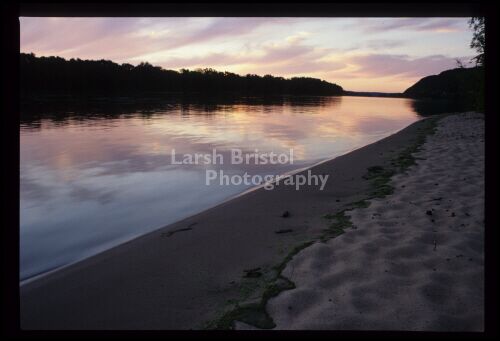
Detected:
left=20, top=17, right=475, bottom=92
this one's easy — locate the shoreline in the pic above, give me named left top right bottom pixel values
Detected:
left=20, top=125, right=403, bottom=286
left=21, top=115, right=441, bottom=330
left=265, top=112, right=484, bottom=331
left=19, top=145, right=364, bottom=286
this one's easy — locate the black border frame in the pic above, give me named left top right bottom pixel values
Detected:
left=2, top=1, right=498, bottom=338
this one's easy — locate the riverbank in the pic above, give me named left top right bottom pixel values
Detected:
left=264, top=112, right=484, bottom=331
left=21, top=114, right=455, bottom=330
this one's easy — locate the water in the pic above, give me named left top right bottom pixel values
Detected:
left=20, top=95, right=424, bottom=281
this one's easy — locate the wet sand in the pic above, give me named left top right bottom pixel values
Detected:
left=21, top=114, right=467, bottom=330
left=265, top=113, right=484, bottom=331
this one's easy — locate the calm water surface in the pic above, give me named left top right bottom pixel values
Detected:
left=20, top=95, right=422, bottom=280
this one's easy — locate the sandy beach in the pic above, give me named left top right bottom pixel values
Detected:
left=264, top=112, right=484, bottom=331
left=20, top=113, right=484, bottom=330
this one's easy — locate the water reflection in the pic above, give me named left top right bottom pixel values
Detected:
left=409, top=98, right=473, bottom=116
left=21, top=95, right=422, bottom=281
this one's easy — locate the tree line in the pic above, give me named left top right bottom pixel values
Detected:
left=403, top=67, right=483, bottom=100
left=20, top=53, right=344, bottom=96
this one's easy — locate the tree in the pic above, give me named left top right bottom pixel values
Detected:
left=19, top=53, right=344, bottom=96
left=455, top=58, right=466, bottom=69
left=468, top=17, right=485, bottom=66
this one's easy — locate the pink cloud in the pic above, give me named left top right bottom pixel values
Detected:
left=20, top=17, right=473, bottom=92
left=153, top=41, right=345, bottom=76
left=347, top=54, right=471, bottom=78
left=352, top=18, right=465, bottom=34
left=20, top=17, right=299, bottom=62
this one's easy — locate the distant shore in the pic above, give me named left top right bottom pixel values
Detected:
left=21, top=113, right=483, bottom=330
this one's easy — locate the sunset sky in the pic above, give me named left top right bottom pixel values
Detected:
left=20, top=17, right=475, bottom=92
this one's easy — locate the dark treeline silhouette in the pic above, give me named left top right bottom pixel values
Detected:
left=403, top=67, right=484, bottom=110
left=20, top=53, right=343, bottom=97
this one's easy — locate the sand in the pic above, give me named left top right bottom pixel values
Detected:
left=265, top=112, right=484, bottom=331
left=20, top=113, right=482, bottom=330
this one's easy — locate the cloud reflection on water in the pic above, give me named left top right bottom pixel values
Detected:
left=20, top=95, right=423, bottom=280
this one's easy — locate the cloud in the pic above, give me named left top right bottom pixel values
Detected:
left=314, top=52, right=474, bottom=92
left=21, top=18, right=147, bottom=57
left=285, top=31, right=311, bottom=44
left=365, top=39, right=405, bottom=50
left=352, top=18, right=465, bottom=34
left=150, top=41, right=458, bottom=84
left=256, top=42, right=316, bottom=63
left=149, top=36, right=346, bottom=76
left=177, top=18, right=270, bottom=46
left=20, top=17, right=473, bottom=92
left=148, top=52, right=242, bottom=69
left=347, top=53, right=470, bottom=78
left=20, top=17, right=300, bottom=62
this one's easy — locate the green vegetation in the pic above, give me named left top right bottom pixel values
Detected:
left=362, top=165, right=395, bottom=198
left=363, top=116, right=439, bottom=201
left=206, top=241, right=313, bottom=330
left=321, top=211, right=352, bottom=241
left=351, top=200, right=371, bottom=209
left=273, top=241, right=315, bottom=275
